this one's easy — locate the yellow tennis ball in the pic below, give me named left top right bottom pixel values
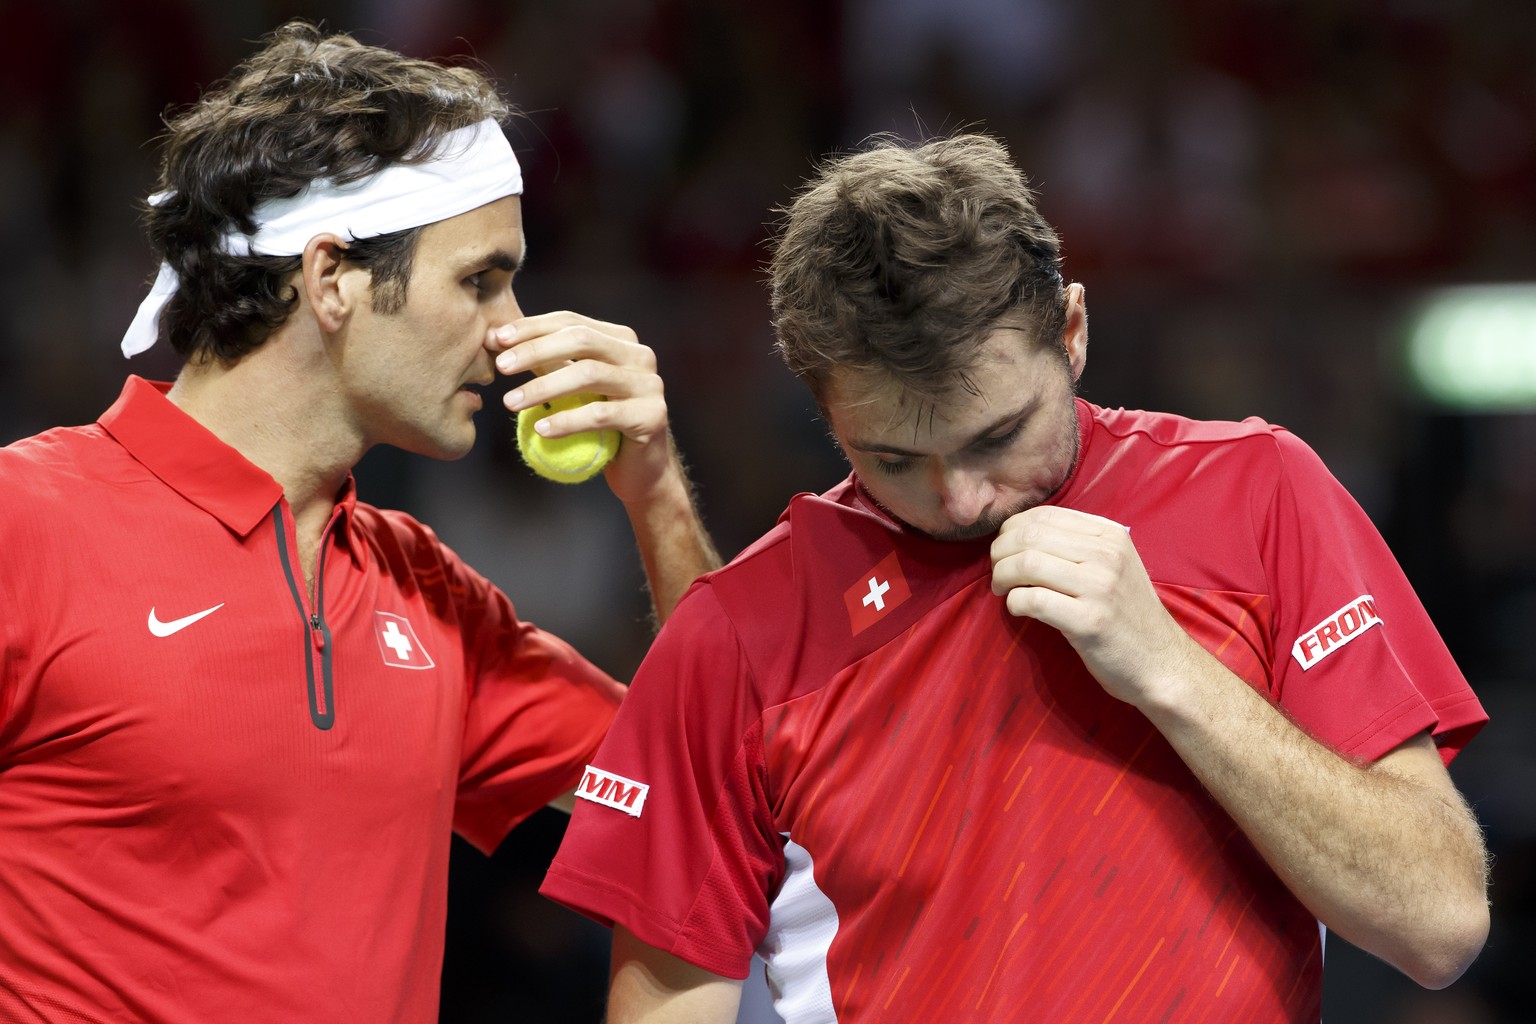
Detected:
left=516, top=393, right=621, bottom=484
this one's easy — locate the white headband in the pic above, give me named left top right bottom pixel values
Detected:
left=122, top=118, right=523, bottom=357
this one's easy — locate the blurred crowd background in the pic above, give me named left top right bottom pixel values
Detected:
left=1, top=1, right=1532, bottom=1021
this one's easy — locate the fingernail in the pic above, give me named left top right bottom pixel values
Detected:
left=506, top=388, right=524, bottom=409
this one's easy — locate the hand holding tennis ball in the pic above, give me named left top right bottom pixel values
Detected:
left=494, top=312, right=666, bottom=495
left=517, top=393, right=621, bottom=483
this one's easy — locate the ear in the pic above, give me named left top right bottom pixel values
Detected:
left=1062, top=282, right=1089, bottom=383
left=300, top=234, right=367, bottom=333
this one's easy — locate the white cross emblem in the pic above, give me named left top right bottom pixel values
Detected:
left=381, top=619, right=414, bottom=660
left=862, top=576, right=891, bottom=612
left=374, top=611, right=435, bottom=670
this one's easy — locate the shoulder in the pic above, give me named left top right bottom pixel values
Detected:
left=1080, top=402, right=1311, bottom=497
left=1, top=423, right=110, bottom=473
left=1069, top=404, right=1340, bottom=587
left=349, top=502, right=484, bottom=590
left=1088, top=402, right=1289, bottom=452
left=0, top=427, right=128, bottom=619
left=351, top=502, right=445, bottom=549
left=0, top=424, right=119, bottom=520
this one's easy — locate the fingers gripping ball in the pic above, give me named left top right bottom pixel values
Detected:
left=516, top=393, right=621, bottom=484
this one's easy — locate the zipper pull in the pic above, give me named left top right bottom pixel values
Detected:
left=309, top=613, right=325, bottom=650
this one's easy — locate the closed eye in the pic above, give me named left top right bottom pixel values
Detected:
left=972, top=419, right=1025, bottom=454
left=872, top=455, right=917, bottom=476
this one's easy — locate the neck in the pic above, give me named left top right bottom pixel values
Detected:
left=166, top=329, right=363, bottom=526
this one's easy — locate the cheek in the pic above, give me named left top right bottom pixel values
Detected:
left=1014, top=418, right=1078, bottom=489
left=860, top=467, right=936, bottom=517
left=980, top=435, right=1059, bottom=500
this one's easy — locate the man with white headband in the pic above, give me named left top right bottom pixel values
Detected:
left=0, top=20, right=718, bottom=1024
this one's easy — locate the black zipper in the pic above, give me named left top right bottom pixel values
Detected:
left=272, top=506, right=336, bottom=730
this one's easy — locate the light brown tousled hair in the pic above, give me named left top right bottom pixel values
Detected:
left=144, top=20, right=512, bottom=363
left=768, top=132, right=1067, bottom=405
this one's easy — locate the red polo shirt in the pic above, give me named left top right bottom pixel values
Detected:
left=544, top=401, right=1486, bottom=1023
left=0, top=376, right=623, bottom=1023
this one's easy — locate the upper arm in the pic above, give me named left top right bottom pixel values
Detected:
left=608, top=925, right=744, bottom=1024
left=1261, top=430, right=1485, bottom=762
left=540, top=584, right=783, bottom=976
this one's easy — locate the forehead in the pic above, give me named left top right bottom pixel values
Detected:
left=414, top=194, right=525, bottom=265
left=826, top=329, right=1045, bottom=440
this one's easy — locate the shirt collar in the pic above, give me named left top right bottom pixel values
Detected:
left=96, top=376, right=291, bottom=540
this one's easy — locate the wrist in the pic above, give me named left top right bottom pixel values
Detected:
left=1128, top=631, right=1224, bottom=725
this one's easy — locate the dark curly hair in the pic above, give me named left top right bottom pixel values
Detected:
left=144, top=20, right=512, bottom=363
left=768, top=132, right=1067, bottom=404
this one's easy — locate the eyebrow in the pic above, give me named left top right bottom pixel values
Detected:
left=486, top=248, right=524, bottom=272
left=457, top=247, right=525, bottom=276
left=848, top=402, right=1034, bottom=457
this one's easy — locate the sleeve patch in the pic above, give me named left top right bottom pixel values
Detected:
left=1291, top=595, right=1381, bottom=671
left=575, top=765, right=650, bottom=817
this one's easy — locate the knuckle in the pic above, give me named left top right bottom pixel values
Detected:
left=515, top=339, right=542, bottom=365
left=1081, top=604, right=1111, bottom=639
left=581, top=403, right=612, bottom=429
left=519, top=378, right=549, bottom=406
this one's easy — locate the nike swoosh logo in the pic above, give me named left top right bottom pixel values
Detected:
left=148, top=603, right=226, bottom=638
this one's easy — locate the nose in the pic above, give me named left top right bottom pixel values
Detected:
left=484, top=291, right=525, bottom=348
left=932, top=462, right=995, bottom=527
left=493, top=287, right=524, bottom=325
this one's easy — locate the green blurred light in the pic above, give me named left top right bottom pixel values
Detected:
left=1406, top=283, right=1536, bottom=411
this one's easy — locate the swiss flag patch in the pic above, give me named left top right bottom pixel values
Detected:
left=844, top=552, right=912, bottom=636
left=374, top=611, right=435, bottom=670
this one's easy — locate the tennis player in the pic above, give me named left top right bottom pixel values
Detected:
left=0, top=20, right=717, bottom=1023
left=541, top=132, right=1490, bottom=1023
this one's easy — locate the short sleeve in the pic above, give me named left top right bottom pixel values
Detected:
left=540, top=583, right=782, bottom=980
left=1262, top=429, right=1486, bottom=763
left=446, top=547, right=625, bottom=853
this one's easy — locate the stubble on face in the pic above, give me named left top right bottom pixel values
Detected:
left=830, top=341, right=1082, bottom=543
left=348, top=198, right=522, bottom=461
left=916, top=413, right=1077, bottom=541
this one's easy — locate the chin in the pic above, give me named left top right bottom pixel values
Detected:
left=883, top=502, right=1013, bottom=543
left=925, top=522, right=999, bottom=543
left=440, top=432, right=478, bottom=461
left=924, top=514, right=1013, bottom=543
left=405, top=426, right=477, bottom=462
left=922, top=494, right=1043, bottom=543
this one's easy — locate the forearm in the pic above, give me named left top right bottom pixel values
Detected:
left=621, top=441, right=721, bottom=626
left=492, top=312, right=722, bottom=624
left=608, top=925, right=743, bottom=1023
left=1142, top=638, right=1489, bottom=987
left=991, top=508, right=1490, bottom=986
